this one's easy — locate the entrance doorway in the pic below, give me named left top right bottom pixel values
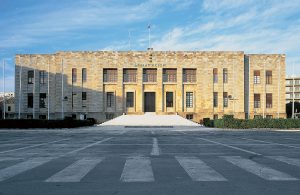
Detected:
left=144, top=92, right=155, bottom=112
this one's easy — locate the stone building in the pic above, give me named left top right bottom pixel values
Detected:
left=14, top=50, right=286, bottom=122
left=286, top=77, right=300, bottom=104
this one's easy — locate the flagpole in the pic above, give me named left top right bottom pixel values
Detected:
left=2, top=59, right=5, bottom=119
left=18, top=57, right=22, bottom=119
left=61, top=58, right=64, bottom=119
left=148, top=24, right=151, bottom=49
left=47, top=57, right=50, bottom=119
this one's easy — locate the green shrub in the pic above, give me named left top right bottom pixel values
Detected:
left=208, top=117, right=300, bottom=129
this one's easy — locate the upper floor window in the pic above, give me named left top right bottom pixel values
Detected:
left=213, top=68, right=218, bottom=83
left=28, top=70, right=34, bottom=84
left=183, top=69, right=196, bottom=83
left=39, top=93, right=46, bottom=108
left=254, top=70, right=260, bottom=84
left=266, top=70, right=272, bottom=84
left=163, top=69, right=177, bottom=82
left=266, top=93, right=272, bottom=108
left=104, top=69, right=117, bottom=83
left=82, top=68, right=87, bottom=82
left=123, top=69, right=137, bottom=82
left=223, top=68, right=228, bottom=83
left=166, top=92, right=174, bottom=107
left=143, top=69, right=157, bottom=82
left=186, top=92, right=193, bottom=108
left=39, top=70, right=46, bottom=84
left=254, top=94, right=260, bottom=108
left=72, top=68, right=77, bottom=83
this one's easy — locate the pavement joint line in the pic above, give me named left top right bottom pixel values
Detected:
left=239, top=137, right=300, bottom=149
left=150, top=138, right=160, bottom=156
left=66, top=137, right=113, bottom=155
left=0, top=138, right=29, bottom=143
left=283, top=138, right=300, bottom=142
left=0, top=138, right=71, bottom=154
left=197, top=137, right=262, bottom=156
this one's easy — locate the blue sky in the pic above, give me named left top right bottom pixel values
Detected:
left=1, top=0, right=300, bottom=91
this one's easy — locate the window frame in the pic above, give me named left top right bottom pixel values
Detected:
left=166, top=92, right=174, bottom=108
left=126, top=92, right=134, bottom=108
left=28, top=70, right=34, bottom=84
left=82, top=68, right=87, bottom=83
left=186, top=92, right=193, bottom=108
left=39, top=93, right=46, bottom=108
left=106, top=92, right=114, bottom=108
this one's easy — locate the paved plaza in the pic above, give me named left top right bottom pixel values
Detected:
left=0, top=126, right=299, bottom=195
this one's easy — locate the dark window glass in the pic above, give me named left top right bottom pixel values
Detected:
left=166, top=92, right=174, bottom=107
left=8, top=106, right=11, bottom=111
left=28, top=70, right=34, bottom=84
left=82, top=92, right=87, bottom=100
left=39, top=115, right=46, bottom=119
left=213, top=114, right=218, bottom=119
left=123, top=69, right=137, bottom=82
left=266, top=93, right=272, bottom=108
left=28, top=93, right=33, bottom=108
left=106, top=92, right=114, bottom=107
left=223, top=68, right=228, bottom=83
left=186, top=114, right=193, bottom=120
left=39, top=70, right=46, bottom=84
left=186, top=92, right=193, bottom=108
left=254, top=70, right=260, bottom=84
left=163, top=69, right=177, bottom=82
left=39, top=93, right=46, bottom=108
left=213, top=92, right=218, bottom=107
left=126, top=92, right=134, bottom=107
left=223, top=92, right=228, bottom=107
left=266, top=70, right=272, bottom=84
left=106, top=113, right=114, bottom=119
left=183, top=69, right=196, bottom=82
left=213, top=68, right=218, bottom=83
left=104, top=69, right=117, bottom=82
left=266, top=115, right=273, bottom=118
left=143, top=69, right=157, bottom=82
left=72, top=68, right=77, bottom=83
left=82, top=68, right=87, bottom=82
left=254, top=94, right=260, bottom=108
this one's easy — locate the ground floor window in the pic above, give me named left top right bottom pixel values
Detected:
left=126, top=92, right=134, bottom=108
left=186, top=92, right=193, bottom=108
left=266, top=115, right=273, bottom=119
left=40, top=93, right=46, bottom=108
left=186, top=114, right=193, bottom=120
left=166, top=92, right=173, bottom=107
left=106, top=92, right=114, bottom=108
left=254, top=115, right=262, bottom=119
left=39, top=115, right=46, bottom=119
left=213, top=114, right=218, bottom=119
left=106, top=113, right=114, bottom=120
left=28, top=93, right=33, bottom=108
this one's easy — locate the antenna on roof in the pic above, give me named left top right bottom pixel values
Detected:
left=128, top=30, right=131, bottom=51
left=148, top=24, right=152, bottom=50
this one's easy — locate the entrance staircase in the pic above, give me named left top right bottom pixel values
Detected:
left=99, top=113, right=201, bottom=127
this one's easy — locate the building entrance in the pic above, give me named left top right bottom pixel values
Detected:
left=144, top=92, right=156, bottom=112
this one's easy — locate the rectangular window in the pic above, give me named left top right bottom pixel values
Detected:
left=223, top=92, right=228, bottom=107
left=213, top=92, right=218, bottom=107
left=123, top=69, right=137, bottom=82
left=163, top=69, right=177, bottom=82
left=254, top=94, right=260, bottom=108
left=39, top=70, right=46, bottom=84
left=28, top=70, right=34, bottom=84
left=266, top=70, right=272, bottom=84
left=8, top=106, right=11, bottom=112
left=39, top=115, right=46, bottom=120
left=186, top=92, right=193, bottom=108
left=126, top=92, right=134, bottom=108
left=213, top=114, right=218, bottom=119
left=27, top=93, right=33, bottom=108
left=82, top=92, right=87, bottom=100
left=166, top=92, right=174, bottom=107
left=72, top=68, right=77, bottom=83
left=266, top=93, right=272, bottom=108
left=82, top=68, right=87, bottom=82
left=254, top=70, right=260, bottom=84
left=143, top=69, right=157, bottom=82
left=213, top=68, right=218, bottom=83
left=105, top=113, right=114, bottom=120
left=106, top=92, right=114, bottom=107
left=183, top=69, right=196, bottom=83
left=266, top=115, right=273, bottom=119
left=39, top=93, right=46, bottom=108
left=223, top=68, right=228, bottom=83
left=186, top=114, right=193, bottom=120
left=104, top=69, right=117, bottom=82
